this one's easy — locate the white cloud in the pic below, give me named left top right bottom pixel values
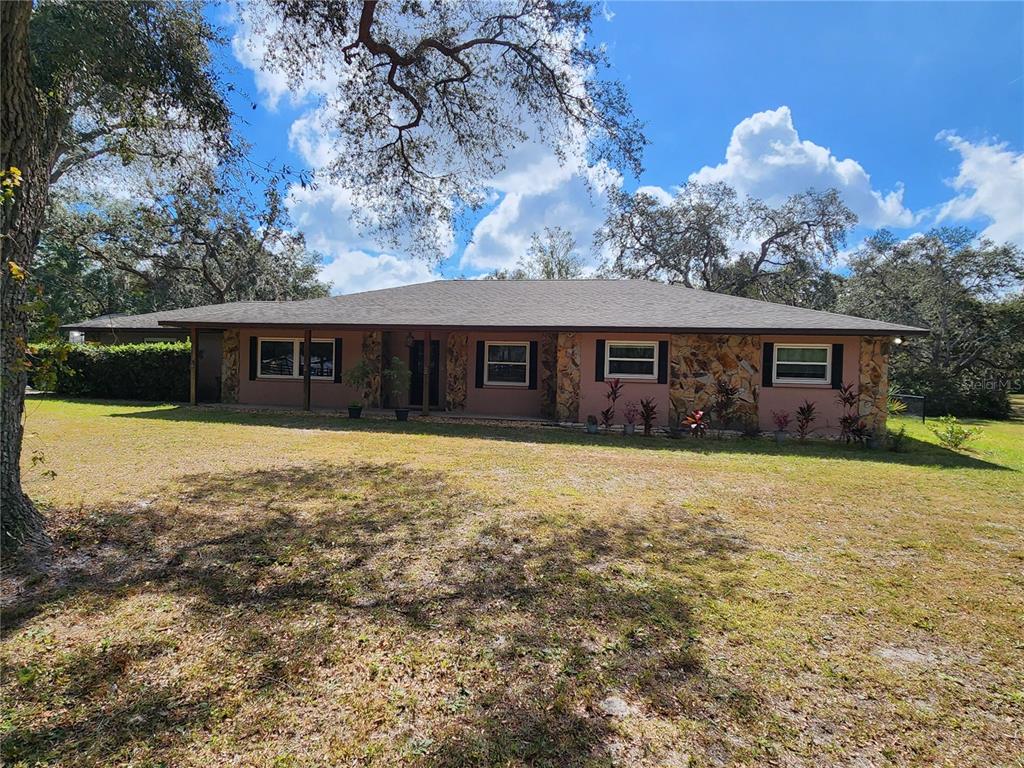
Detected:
left=318, top=249, right=438, bottom=294
left=689, top=106, right=914, bottom=228
left=935, top=132, right=1024, bottom=247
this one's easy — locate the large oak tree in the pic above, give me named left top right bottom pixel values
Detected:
left=2, top=0, right=643, bottom=553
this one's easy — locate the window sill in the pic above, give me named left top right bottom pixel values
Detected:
left=607, top=375, right=659, bottom=382
left=770, top=381, right=832, bottom=388
left=483, top=382, right=529, bottom=389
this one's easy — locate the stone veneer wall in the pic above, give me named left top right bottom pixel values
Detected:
left=858, top=336, right=890, bottom=434
left=221, top=329, right=240, bottom=403
left=446, top=333, right=469, bottom=410
left=538, top=332, right=559, bottom=419
left=669, top=334, right=761, bottom=422
left=361, top=331, right=383, bottom=407
left=555, top=332, right=581, bottom=422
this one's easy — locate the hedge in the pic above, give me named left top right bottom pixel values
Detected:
left=30, top=342, right=191, bottom=402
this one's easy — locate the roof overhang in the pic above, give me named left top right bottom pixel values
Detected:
left=156, top=320, right=928, bottom=336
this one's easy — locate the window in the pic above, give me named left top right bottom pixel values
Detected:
left=484, top=342, right=529, bottom=386
left=68, top=331, right=85, bottom=345
left=300, top=341, right=335, bottom=379
left=773, top=344, right=830, bottom=384
left=605, top=341, right=657, bottom=379
left=258, top=338, right=334, bottom=379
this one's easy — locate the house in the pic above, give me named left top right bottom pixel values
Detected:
left=63, top=279, right=927, bottom=433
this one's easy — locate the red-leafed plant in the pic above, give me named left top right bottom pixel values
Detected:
left=639, top=397, right=658, bottom=436
left=623, top=400, right=639, bottom=425
left=772, top=410, right=791, bottom=431
left=600, top=377, right=623, bottom=429
left=795, top=399, right=817, bottom=441
left=836, top=383, right=863, bottom=443
left=684, top=409, right=707, bottom=438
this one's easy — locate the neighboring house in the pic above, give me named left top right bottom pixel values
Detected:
left=62, top=280, right=926, bottom=433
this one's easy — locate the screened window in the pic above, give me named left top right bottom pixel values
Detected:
left=258, top=338, right=334, bottom=379
left=606, top=342, right=657, bottom=379
left=773, top=344, right=830, bottom=384
left=485, top=342, right=529, bottom=385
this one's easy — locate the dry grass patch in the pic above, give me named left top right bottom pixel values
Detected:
left=2, top=398, right=1022, bottom=767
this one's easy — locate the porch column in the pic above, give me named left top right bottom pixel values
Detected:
left=189, top=326, right=198, bottom=405
left=303, top=328, right=312, bottom=410
left=421, top=329, right=431, bottom=416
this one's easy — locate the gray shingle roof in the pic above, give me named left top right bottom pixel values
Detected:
left=65, top=280, right=928, bottom=335
left=62, top=310, right=194, bottom=331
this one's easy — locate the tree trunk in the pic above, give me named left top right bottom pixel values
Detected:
left=2, top=1, right=50, bottom=552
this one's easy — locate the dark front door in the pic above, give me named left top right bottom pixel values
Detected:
left=409, top=339, right=440, bottom=407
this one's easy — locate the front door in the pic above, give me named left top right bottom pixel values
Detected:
left=409, top=339, right=440, bottom=407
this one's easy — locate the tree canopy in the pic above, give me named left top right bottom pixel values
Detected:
left=486, top=226, right=584, bottom=280
left=839, top=227, right=1024, bottom=417
left=598, top=182, right=855, bottom=309
left=243, top=0, right=645, bottom=256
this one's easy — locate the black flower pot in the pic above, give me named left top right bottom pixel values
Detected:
left=394, top=408, right=410, bottom=422
left=348, top=405, right=363, bottom=419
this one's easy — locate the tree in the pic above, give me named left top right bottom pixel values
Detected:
left=3, top=0, right=642, bottom=554
left=598, top=183, right=856, bottom=308
left=839, top=228, right=1024, bottom=417
left=486, top=226, right=585, bottom=280
left=2, top=0, right=231, bottom=551
left=36, top=178, right=330, bottom=336
left=244, top=0, right=644, bottom=256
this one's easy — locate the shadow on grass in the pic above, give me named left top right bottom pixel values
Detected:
left=2, top=462, right=769, bottom=766
left=99, top=399, right=1016, bottom=472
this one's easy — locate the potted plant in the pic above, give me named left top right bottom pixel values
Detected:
left=639, top=397, right=658, bottom=437
left=772, top=410, right=791, bottom=444
left=622, top=401, right=639, bottom=435
left=382, top=356, right=412, bottom=421
left=585, top=414, right=600, bottom=434
left=342, top=359, right=377, bottom=418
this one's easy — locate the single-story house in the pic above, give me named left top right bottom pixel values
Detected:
left=63, top=279, right=927, bottom=433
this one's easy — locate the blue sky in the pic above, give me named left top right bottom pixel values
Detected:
left=217, top=1, right=1024, bottom=293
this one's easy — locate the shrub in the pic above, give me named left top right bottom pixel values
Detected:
left=795, top=400, right=817, bottom=441
left=929, top=416, right=982, bottom=451
left=30, top=342, right=191, bottom=401
left=683, top=409, right=707, bottom=438
left=710, top=380, right=739, bottom=428
left=639, top=398, right=658, bottom=436
left=771, top=410, right=791, bottom=431
left=600, top=378, right=623, bottom=429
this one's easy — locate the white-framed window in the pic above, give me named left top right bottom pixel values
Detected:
left=773, top=344, right=831, bottom=385
left=605, top=341, right=658, bottom=380
left=484, top=341, right=529, bottom=386
left=68, top=331, right=85, bottom=344
left=257, top=337, right=334, bottom=379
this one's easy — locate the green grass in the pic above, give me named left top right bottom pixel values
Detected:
left=2, top=396, right=1022, bottom=767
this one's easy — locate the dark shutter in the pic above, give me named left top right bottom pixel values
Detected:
left=249, top=336, right=258, bottom=380
left=831, top=343, right=844, bottom=389
left=333, top=338, right=343, bottom=383
left=657, top=340, right=669, bottom=384
left=475, top=340, right=485, bottom=388
left=761, top=342, right=774, bottom=388
left=528, top=341, right=538, bottom=390
left=595, top=339, right=606, bottom=382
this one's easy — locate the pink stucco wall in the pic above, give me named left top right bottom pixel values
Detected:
left=464, top=330, right=546, bottom=417
left=578, top=332, right=672, bottom=426
left=758, top=335, right=861, bottom=434
left=238, top=328, right=366, bottom=409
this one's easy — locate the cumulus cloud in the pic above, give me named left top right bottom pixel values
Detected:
left=934, top=132, right=1024, bottom=247
left=688, top=106, right=913, bottom=228
left=317, top=249, right=438, bottom=294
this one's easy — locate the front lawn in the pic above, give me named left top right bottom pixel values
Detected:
left=3, top=397, right=1022, bottom=767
